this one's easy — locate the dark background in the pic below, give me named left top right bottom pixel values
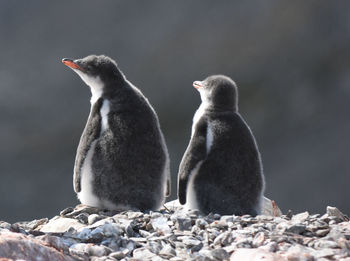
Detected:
left=1, top=1, right=349, bottom=222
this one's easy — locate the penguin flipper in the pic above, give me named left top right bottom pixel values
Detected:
left=73, top=98, right=104, bottom=193
left=178, top=118, right=208, bottom=205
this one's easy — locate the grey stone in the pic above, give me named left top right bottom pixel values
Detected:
left=327, top=206, right=349, bottom=222
left=252, top=232, right=265, bottom=247
left=158, top=244, right=176, bottom=258
left=60, top=207, right=74, bottom=216
left=40, top=217, right=86, bottom=233
left=209, top=220, right=228, bottom=229
left=76, top=213, right=89, bottom=224
left=261, top=197, right=283, bottom=217
left=259, top=241, right=278, bottom=252
left=152, top=217, right=171, bottom=234
left=315, top=248, right=336, bottom=258
left=220, top=215, right=233, bottom=223
left=133, top=247, right=157, bottom=259
left=195, top=219, right=208, bottom=229
left=213, top=231, right=233, bottom=246
left=89, top=214, right=105, bottom=225
left=109, top=249, right=129, bottom=260
left=285, top=224, right=307, bottom=234
left=316, top=228, right=330, bottom=237
left=181, top=236, right=202, bottom=248
left=199, top=248, right=229, bottom=261
left=147, top=241, right=163, bottom=254
left=174, top=216, right=192, bottom=231
left=0, top=221, right=11, bottom=230
left=291, top=211, right=309, bottom=223
left=314, top=239, right=339, bottom=249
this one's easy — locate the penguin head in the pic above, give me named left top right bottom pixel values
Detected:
left=62, top=55, right=125, bottom=99
left=193, top=75, right=238, bottom=111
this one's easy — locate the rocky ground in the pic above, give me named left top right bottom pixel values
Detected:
left=0, top=199, right=349, bottom=261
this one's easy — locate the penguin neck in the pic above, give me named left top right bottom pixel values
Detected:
left=200, top=99, right=237, bottom=113
left=89, top=77, right=128, bottom=105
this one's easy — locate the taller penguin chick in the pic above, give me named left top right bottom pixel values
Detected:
left=178, top=75, right=264, bottom=216
left=62, top=55, right=170, bottom=211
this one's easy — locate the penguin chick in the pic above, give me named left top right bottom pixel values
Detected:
left=62, top=55, right=170, bottom=211
left=178, top=75, right=264, bottom=216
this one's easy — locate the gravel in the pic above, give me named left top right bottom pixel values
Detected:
left=0, top=199, right=349, bottom=260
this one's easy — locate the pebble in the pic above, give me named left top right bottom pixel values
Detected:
left=133, top=247, right=157, bottom=259
left=159, top=244, right=176, bottom=258
left=327, top=206, right=349, bottom=222
left=88, top=214, right=105, bottom=225
left=0, top=200, right=348, bottom=261
left=291, top=211, right=309, bottom=223
left=152, top=217, right=171, bottom=234
left=173, top=215, right=192, bottom=231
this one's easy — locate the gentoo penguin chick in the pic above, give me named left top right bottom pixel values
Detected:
left=178, top=75, right=264, bottom=216
left=62, top=55, right=170, bottom=211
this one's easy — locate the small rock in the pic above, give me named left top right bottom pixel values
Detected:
left=195, top=219, right=208, bottom=229
left=316, top=228, right=330, bottom=237
left=262, top=197, right=283, bottom=217
left=315, top=248, right=336, bottom=258
left=40, top=217, right=86, bottom=233
left=291, top=211, right=309, bottom=223
left=314, top=239, right=339, bottom=249
left=285, top=210, right=293, bottom=219
left=213, top=214, right=221, bottom=220
left=0, top=221, right=11, bottom=230
left=76, top=213, right=89, bottom=224
left=159, top=244, right=176, bottom=258
left=230, top=249, right=285, bottom=261
left=199, top=248, right=229, bottom=261
left=283, top=245, right=315, bottom=261
left=210, top=220, right=228, bottom=229
left=109, top=248, right=129, bottom=260
left=213, top=231, right=233, bottom=246
left=173, top=215, right=192, bottom=231
left=327, top=206, right=349, bottom=222
left=259, top=241, right=278, bottom=252
left=152, top=217, right=171, bottom=234
left=70, top=243, right=112, bottom=257
left=181, top=236, right=202, bottom=248
left=139, top=229, right=151, bottom=238
left=60, top=207, right=74, bottom=216
left=148, top=241, right=163, bottom=254
left=133, top=247, right=157, bottom=259
left=88, top=214, right=105, bottom=225
left=285, top=224, right=307, bottom=234
left=252, top=232, right=265, bottom=247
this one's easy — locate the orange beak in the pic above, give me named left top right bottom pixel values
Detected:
left=62, top=58, right=83, bottom=71
left=193, top=81, right=203, bottom=89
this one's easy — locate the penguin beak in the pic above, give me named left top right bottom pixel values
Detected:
left=62, top=58, right=84, bottom=71
left=193, top=81, right=203, bottom=89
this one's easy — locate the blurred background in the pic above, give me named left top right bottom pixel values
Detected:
left=0, top=1, right=349, bottom=222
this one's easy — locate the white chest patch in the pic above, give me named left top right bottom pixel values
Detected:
left=100, top=100, right=110, bottom=133
left=186, top=160, right=203, bottom=211
left=77, top=140, right=101, bottom=207
left=191, top=97, right=210, bottom=138
left=206, top=122, right=213, bottom=153
left=74, top=69, right=104, bottom=104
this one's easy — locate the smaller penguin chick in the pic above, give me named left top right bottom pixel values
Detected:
left=178, top=75, right=265, bottom=216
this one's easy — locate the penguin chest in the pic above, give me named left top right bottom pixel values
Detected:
left=186, top=161, right=203, bottom=211
left=78, top=140, right=101, bottom=207
left=77, top=100, right=111, bottom=208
